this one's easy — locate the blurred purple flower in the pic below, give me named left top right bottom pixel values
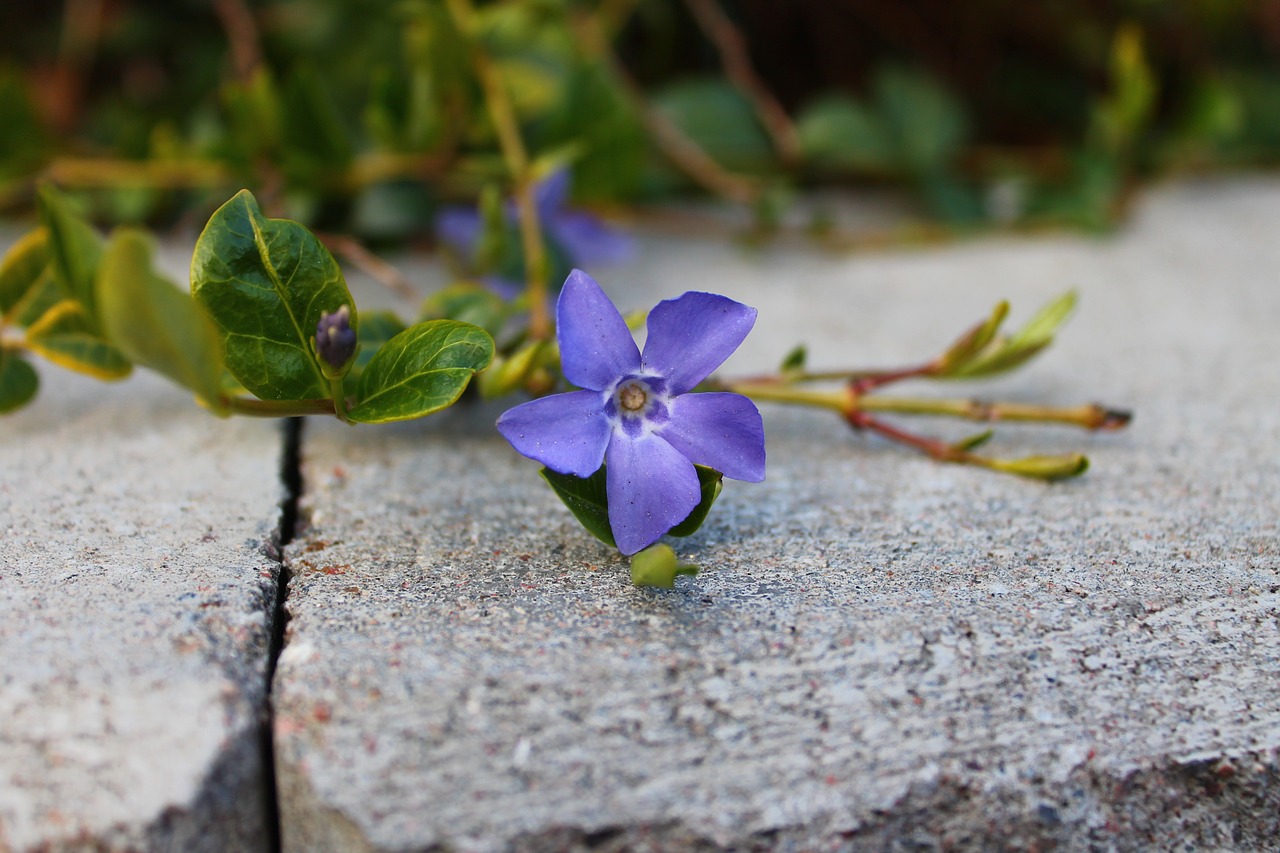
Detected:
left=436, top=169, right=633, bottom=269
left=497, top=270, right=765, bottom=555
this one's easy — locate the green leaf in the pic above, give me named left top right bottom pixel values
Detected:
left=540, top=465, right=615, bottom=548
left=346, top=309, right=406, bottom=386
left=540, top=463, right=724, bottom=549
left=652, top=78, right=775, bottom=174
left=419, top=282, right=511, bottom=338
left=952, top=429, right=995, bottom=452
left=36, top=185, right=104, bottom=321
left=191, top=189, right=356, bottom=401
left=873, top=66, right=968, bottom=174
left=950, top=292, right=1077, bottom=378
left=25, top=300, right=131, bottom=380
left=796, top=95, right=896, bottom=174
left=630, top=543, right=699, bottom=590
left=8, top=269, right=65, bottom=329
left=667, top=466, right=724, bottom=538
left=346, top=320, right=493, bottom=423
left=779, top=344, right=807, bottom=374
left=0, top=349, right=39, bottom=414
left=477, top=339, right=549, bottom=399
left=936, top=300, right=1009, bottom=375
left=987, top=453, right=1089, bottom=481
left=0, top=228, right=49, bottom=316
left=97, top=229, right=226, bottom=411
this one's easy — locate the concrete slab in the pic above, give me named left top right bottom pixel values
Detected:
left=273, top=178, right=1280, bottom=851
left=0, top=244, right=286, bottom=851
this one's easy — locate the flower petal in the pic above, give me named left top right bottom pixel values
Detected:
left=641, top=292, right=757, bottom=393
left=496, top=390, right=611, bottom=477
left=556, top=269, right=641, bottom=391
left=657, top=392, right=765, bottom=482
left=535, top=169, right=573, bottom=217
left=436, top=207, right=483, bottom=254
left=606, top=433, right=700, bottom=555
left=551, top=212, right=634, bottom=267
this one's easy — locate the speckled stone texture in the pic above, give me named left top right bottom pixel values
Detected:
left=273, top=179, right=1280, bottom=852
left=0, top=246, right=285, bottom=852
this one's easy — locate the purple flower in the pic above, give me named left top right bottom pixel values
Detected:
left=497, top=270, right=765, bottom=555
left=437, top=170, right=633, bottom=270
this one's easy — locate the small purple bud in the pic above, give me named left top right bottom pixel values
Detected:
left=316, top=305, right=356, bottom=369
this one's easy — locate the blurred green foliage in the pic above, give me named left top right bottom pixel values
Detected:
left=1, top=0, right=1278, bottom=235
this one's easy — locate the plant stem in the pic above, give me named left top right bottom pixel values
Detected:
left=571, top=10, right=760, bottom=206
left=683, top=0, right=802, bottom=169
left=860, top=396, right=1130, bottom=429
left=223, top=396, right=336, bottom=418
left=728, top=381, right=851, bottom=412
left=327, top=376, right=349, bottom=423
left=446, top=0, right=551, bottom=341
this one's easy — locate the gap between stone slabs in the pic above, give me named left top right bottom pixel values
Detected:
left=267, top=180, right=1280, bottom=852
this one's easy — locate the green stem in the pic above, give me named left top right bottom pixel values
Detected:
left=222, top=396, right=335, bottom=418
left=859, top=396, right=1131, bottom=430
left=446, top=0, right=551, bottom=342
left=727, top=381, right=851, bottom=412
left=328, top=375, right=349, bottom=423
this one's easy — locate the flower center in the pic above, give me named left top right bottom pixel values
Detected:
left=619, top=382, right=647, bottom=412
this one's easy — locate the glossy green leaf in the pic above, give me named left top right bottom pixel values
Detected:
left=667, top=467, right=725, bottom=538
left=97, top=229, right=226, bottom=410
left=346, top=309, right=406, bottom=386
left=36, top=185, right=103, bottom=320
left=0, top=228, right=49, bottom=316
left=540, top=463, right=724, bottom=549
left=346, top=320, right=493, bottom=423
left=191, top=189, right=356, bottom=401
left=630, top=543, right=699, bottom=590
left=796, top=95, right=896, bottom=174
left=25, top=300, right=131, bottom=380
left=0, top=349, right=38, bottom=414
left=540, top=465, right=615, bottom=548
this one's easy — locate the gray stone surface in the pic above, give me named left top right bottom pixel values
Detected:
left=273, top=178, right=1280, bottom=851
left=0, top=246, right=285, bottom=851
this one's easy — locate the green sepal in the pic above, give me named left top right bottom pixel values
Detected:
left=191, top=189, right=356, bottom=401
left=667, top=467, right=724, bottom=538
left=0, top=349, right=39, bottom=414
left=97, top=229, right=227, bottom=412
left=540, top=465, right=616, bottom=548
left=540, top=463, right=725, bottom=550
left=345, top=310, right=406, bottom=386
left=36, top=185, right=103, bottom=323
left=346, top=320, right=493, bottom=424
left=0, top=228, right=50, bottom=316
left=630, top=544, right=699, bottom=590
left=25, top=300, right=131, bottom=380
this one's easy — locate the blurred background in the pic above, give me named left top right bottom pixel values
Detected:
left=2, top=0, right=1279, bottom=242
